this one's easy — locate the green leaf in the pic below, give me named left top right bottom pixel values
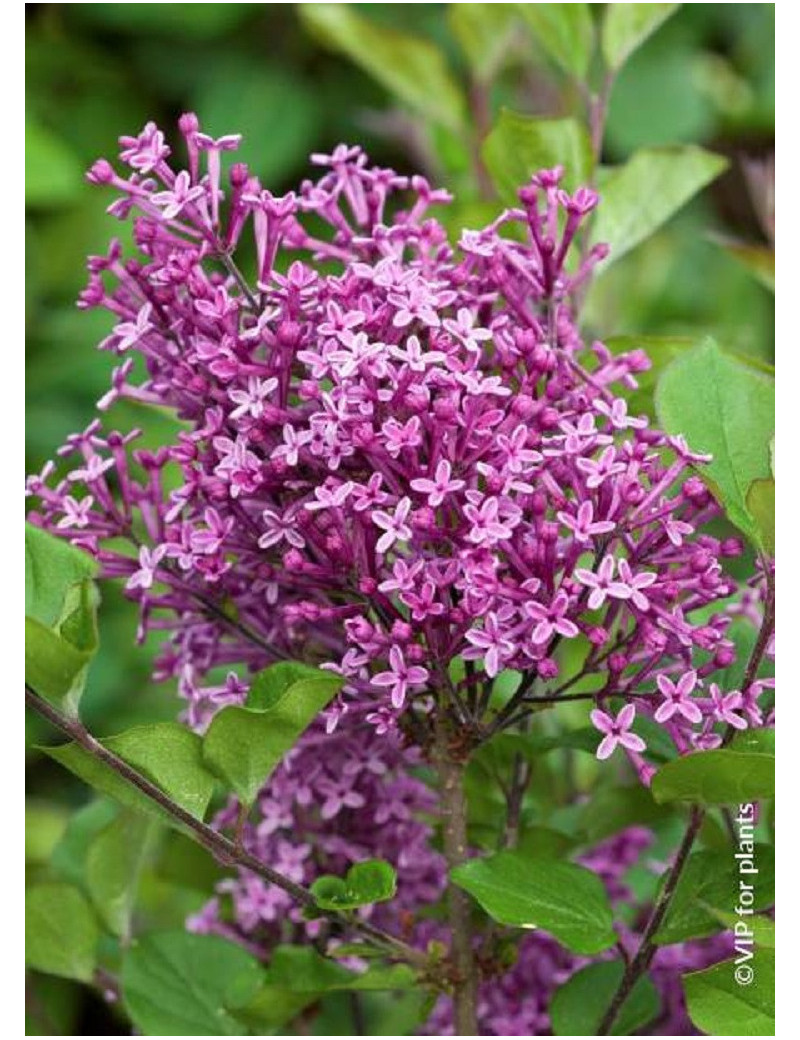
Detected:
left=25, top=523, right=98, bottom=628
left=520, top=4, right=595, bottom=79
left=655, top=339, right=775, bottom=548
left=483, top=109, right=593, bottom=204
left=45, top=723, right=217, bottom=824
left=235, top=946, right=415, bottom=1032
left=72, top=3, right=254, bottom=38
left=684, top=949, right=774, bottom=1035
left=550, top=961, right=660, bottom=1035
left=592, top=146, right=727, bottom=266
left=746, top=479, right=775, bottom=557
left=451, top=851, right=616, bottom=954
left=448, top=5, right=518, bottom=83
left=203, top=672, right=342, bottom=805
left=86, top=811, right=156, bottom=938
left=713, top=238, right=775, bottom=293
left=311, top=859, right=397, bottom=911
left=652, top=750, right=774, bottom=806
left=25, top=121, right=85, bottom=208
left=655, top=846, right=774, bottom=945
left=246, top=660, right=327, bottom=711
left=26, top=616, right=92, bottom=713
left=51, top=799, right=118, bottom=888
left=601, top=4, right=680, bottom=70
left=25, top=883, right=99, bottom=982
left=121, top=931, right=264, bottom=1036
left=299, top=4, right=465, bottom=130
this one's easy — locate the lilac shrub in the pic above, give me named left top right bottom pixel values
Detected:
left=26, top=118, right=773, bottom=1035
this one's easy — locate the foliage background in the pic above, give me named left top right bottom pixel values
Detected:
left=25, top=3, right=774, bottom=1033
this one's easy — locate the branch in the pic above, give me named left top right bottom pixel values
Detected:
left=597, top=580, right=776, bottom=1034
left=25, top=685, right=427, bottom=970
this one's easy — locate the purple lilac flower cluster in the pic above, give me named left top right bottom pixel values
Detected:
left=26, top=119, right=771, bottom=1034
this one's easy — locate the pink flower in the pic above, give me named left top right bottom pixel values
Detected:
left=372, top=646, right=429, bottom=709
left=590, top=704, right=647, bottom=760
left=655, top=671, right=703, bottom=724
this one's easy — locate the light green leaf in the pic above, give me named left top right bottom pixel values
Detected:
left=25, top=883, right=99, bottom=982
left=311, top=859, right=397, bottom=911
left=246, top=660, right=327, bottom=711
left=451, top=851, right=616, bottom=954
left=86, top=811, right=156, bottom=938
left=203, top=672, right=342, bottom=805
left=51, top=799, right=118, bottom=888
left=550, top=961, right=660, bottom=1035
left=122, top=931, right=264, bottom=1036
left=25, top=523, right=98, bottom=628
left=25, top=616, right=92, bottom=714
left=299, top=4, right=465, bottom=130
left=592, top=146, right=727, bottom=266
left=520, top=4, right=595, bottom=79
left=45, top=723, right=217, bottom=824
left=684, top=949, right=774, bottom=1035
left=655, top=338, right=775, bottom=548
left=602, top=4, right=680, bottom=70
left=448, top=4, right=519, bottom=83
left=652, top=750, right=774, bottom=806
left=706, top=909, right=776, bottom=948
left=483, top=109, right=593, bottom=203
left=746, top=479, right=775, bottom=557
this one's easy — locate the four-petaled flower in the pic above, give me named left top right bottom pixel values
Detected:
left=590, top=704, right=647, bottom=760
left=463, top=613, right=515, bottom=678
left=557, top=501, right=616, bottom=543
left=525, top=590, right=579, bottom=644
left=655, top=671, right=703, bottom=724
left=151, top=170, right=205, bottom=220
left=410, top=460, right=465, bottom=507
left=708, top=683, right=747, bottom=729
left=372, top=646, right=429, bottom=709
left=372, top=497, right=413, bottom=554
left=127, top=545, right=166, bottom=590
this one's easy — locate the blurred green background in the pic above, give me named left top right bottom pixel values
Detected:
left=26, top=4, right=773, bottom=1033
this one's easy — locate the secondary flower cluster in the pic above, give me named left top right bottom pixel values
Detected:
left=26, top=119, right=770, bottom=1034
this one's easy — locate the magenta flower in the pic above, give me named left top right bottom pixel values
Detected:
left=575, top=556, right=631, bottom=609
left=126, top=545, right=166, bottom=591
left=590, top=704, right=647, bottom=760
left=557, top=501, right=616, bottom=543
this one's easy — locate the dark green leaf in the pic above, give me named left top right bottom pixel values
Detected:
left=312, top=859, right=397, bottom=911
left=483, top=109, right=593, bottom=203
left=122, top=931, right=264, bottom=1036
left=299, top=4, right=465, bottom=130
left=683, top=949, right=774, bottom=1035
left=520, top=4, right=595, bottom=79
left=652, top=750, right=774, bottom=805
left=601, top=4, right=680, bottom=70
left=72, top=4, right=254, bottom=38
left=25, top=883, right=99, bottom=982
left=550, top=961, right=660, bottom=1035
left=451, top=851, right=616, bottom=954
left=655, top=338, right=774, bottom=549
left=51, top=799, right=118, bottom=888
left=203, top=672, right=342, bottom=805
left=592, top=147, right=728, bottom=266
